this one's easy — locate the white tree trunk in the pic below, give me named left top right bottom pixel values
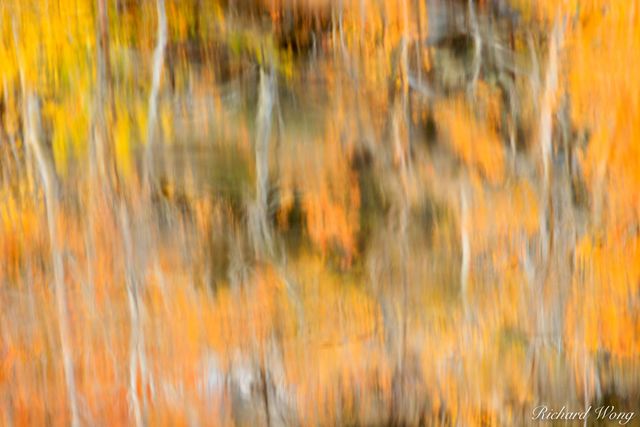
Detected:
left=25, top=95, right=80, bottom=427
left=145, top=0, right=168, bottom=179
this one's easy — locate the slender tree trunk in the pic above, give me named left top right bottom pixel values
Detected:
left=537, top=19, right=563, bottom=348
left=84, top=0, right=112, bottom=332
left=145, top=0, right=168, bottom=183
left=93, top=0, right=118, bottom=187
left=468, top=0, right=482, bottom=93
left=126, top=7, right=168, bottom=417
left=251, top=68, right=275, bottom=258
left=119, top=202, right=145, bottom=427
left=539, top=20, right=561, bottom=267
left=25, top=95, right=80, bottom=427
left=460, top=180, right=470, bottom=314
left=390, top=25, right=411, bottom=419
left=414, top=0, right=424, bottom=85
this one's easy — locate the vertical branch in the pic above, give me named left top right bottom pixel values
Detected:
left=414, top=0, right=423, bottom=84
left=539, top=20, right=562, bottom=269
left=468, top=0, right=482, bottom=92
left=531, top=18, right=564, bottom=352
left=494, top=23, right=518, bottom=161
left=25, top=95, right=80, bottom=427
left=397, top=193, right=409, bottom=399
left=390, top=18, right=412, bottom=417
left=540, top=23, right=560, bottom=190
left=85, top=0, right=113, bottom=316
left=251, top=68, right=275, bottom=257
left=93, top=0, right=113, bottom=184
left=256, top=69, right=273, bottom=226
left=338, top=0, right=346, bottom=56
left=119, top=202, right=145, bottom=427
left=460, top=180, right=470, bottom=313
left=97, top=0, right=111, bottom=83
left=393, top=34, right=410, bottom=180
left=144, top=0, right=168, bottom=181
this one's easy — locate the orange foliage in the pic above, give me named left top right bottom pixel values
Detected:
left=434, top=96, right=505, bottom=184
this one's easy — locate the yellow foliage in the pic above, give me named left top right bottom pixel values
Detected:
left=2, top=0, right=640, bottom=424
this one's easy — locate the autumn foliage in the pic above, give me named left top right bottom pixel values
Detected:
left=1, top=0, right=639, bottom=426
